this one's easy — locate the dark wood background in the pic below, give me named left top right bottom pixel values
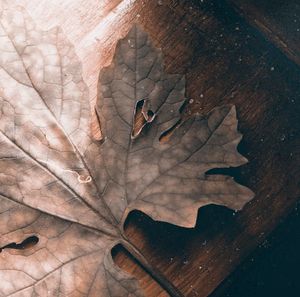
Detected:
left=211, top=203, right=300, bottom=297
left=15, top=0, right=300, bottom=296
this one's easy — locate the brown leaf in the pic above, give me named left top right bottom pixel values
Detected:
left=0, top=5, right=254, bottom=297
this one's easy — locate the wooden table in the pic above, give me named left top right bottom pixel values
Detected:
left=10, top=0, right=300, bottom=296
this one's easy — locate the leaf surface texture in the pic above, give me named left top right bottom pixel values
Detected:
left=0, top=5, right=254, bottom=297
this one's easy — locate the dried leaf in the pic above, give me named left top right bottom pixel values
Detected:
left=0, top=5, right=254, bottom=297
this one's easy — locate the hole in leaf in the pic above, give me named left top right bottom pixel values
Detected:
left=206, top=167, right=239, bottom=176
left=0, top=235, right=39, bottom=253
left=132, top=100, right=147, bottom=139
left=159, top=119, right=182, bottom=143
left=179, top=99, right=189, bottom=114
left=131, top=99, right=156, bottom=139
left=147, top=110, right=155, bottom=119
left=206, top=167, right=245, bottom=185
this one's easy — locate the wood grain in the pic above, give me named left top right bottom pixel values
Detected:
left=228, top=0, right=300, bottom=66
left=8, top=0, right=300, bottom=296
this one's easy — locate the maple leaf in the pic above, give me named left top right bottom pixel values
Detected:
left=0, top=4, right=254, bottom=297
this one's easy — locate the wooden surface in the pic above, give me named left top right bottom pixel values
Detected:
left=229, top=0, right=300, bottom=66
left=210, top=203, right=300, bottom=297
left=9, top=0, right=300, bottom=296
